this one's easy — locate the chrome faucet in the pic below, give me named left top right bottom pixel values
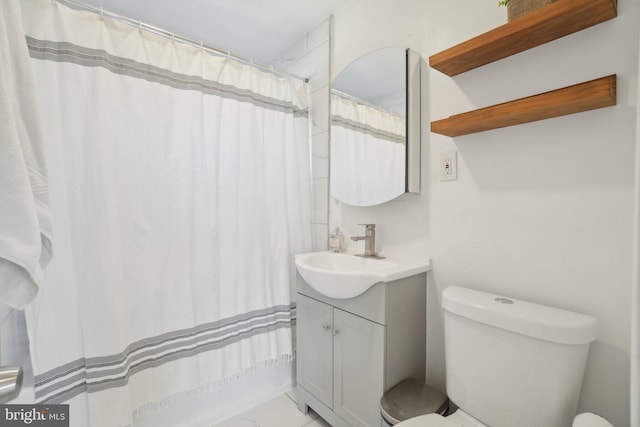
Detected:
left=350, top=224, right=384, bottom=258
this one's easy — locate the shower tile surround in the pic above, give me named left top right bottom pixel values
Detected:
left=270, top=18, right=332, bottom=251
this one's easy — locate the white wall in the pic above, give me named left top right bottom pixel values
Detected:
left=330, top=1, right=639, bottom=425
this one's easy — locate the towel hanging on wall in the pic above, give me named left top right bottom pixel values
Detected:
left=0, top=0, right=52, bottom=317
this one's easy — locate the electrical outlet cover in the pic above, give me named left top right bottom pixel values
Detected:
left=440, top=150, right=457, bottom=181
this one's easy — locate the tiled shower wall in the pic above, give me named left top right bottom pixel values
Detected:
left=270, top=18, right=331, bottom=251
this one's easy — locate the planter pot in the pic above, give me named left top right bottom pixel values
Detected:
left=507, top=0, right=557, bottom=21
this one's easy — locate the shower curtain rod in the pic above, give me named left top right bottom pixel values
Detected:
left=56, top=0, right=309, bottom=83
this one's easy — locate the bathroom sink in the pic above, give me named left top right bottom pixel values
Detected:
left=295, top=251, right=431, bottom=299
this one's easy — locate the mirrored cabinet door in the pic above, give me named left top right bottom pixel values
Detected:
left=330, top=48, right=421, bottom=207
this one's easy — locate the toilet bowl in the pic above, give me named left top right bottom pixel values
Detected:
left=395, top=286, right=609, bottom=427
left=397, top=411, right=613, bottom=427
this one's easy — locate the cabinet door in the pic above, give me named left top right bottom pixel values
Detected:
left=333, top=308, right=385, bottom=427
left=297, top=294, right=334, bottom=408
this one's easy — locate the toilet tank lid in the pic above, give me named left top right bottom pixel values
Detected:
left=442, top=286, right=599, bottom=345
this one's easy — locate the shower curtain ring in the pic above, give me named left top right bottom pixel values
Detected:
left=100, top=7, right=104, bottom=19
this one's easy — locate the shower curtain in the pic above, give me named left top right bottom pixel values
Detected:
left=19, top=1, right=311, bottom=426
left=330, top=92, right=405, bottom=206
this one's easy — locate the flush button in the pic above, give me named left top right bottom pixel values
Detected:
left=495, top=297, right=514, bottom=304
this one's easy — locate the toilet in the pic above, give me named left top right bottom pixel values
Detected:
left=396, top=286, right=612, bottom=427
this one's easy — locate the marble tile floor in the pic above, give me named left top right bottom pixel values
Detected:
left=211, top=389, right=331, bottom=427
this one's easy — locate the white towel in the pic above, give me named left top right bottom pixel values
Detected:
left=0, top=0, right=52, bottom=314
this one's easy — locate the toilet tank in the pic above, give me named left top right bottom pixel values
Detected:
left=442, top=286, right=599, bottom=427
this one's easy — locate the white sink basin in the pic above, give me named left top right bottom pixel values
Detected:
left=295, top=251, right=431, bottom=299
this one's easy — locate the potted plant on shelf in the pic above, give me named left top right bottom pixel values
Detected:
left=499, top=0, right=557, bottom=21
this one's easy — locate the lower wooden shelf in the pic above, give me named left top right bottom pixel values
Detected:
left=431, top=75, right=616, bottom=137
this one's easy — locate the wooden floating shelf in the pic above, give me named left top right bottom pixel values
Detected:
left=429, top=0, right=617, bottom=76
left=431, top=75, right=616, bottom=137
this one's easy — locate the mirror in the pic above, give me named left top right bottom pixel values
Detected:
left=330, top=47, right=421, bottom=207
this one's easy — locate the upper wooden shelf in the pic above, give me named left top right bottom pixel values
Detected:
left=429, top=0, right=617, bottom=76
left=431, top=75, right=616, bottom=137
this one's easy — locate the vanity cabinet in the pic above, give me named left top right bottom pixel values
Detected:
left=298, top=294, right=385, bottom=426
left=296, top=273, right=426, bottom=427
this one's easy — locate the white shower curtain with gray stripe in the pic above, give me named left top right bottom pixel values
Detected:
left=21, top=1, right=311, bottom=426
left=330, top=92, right=406, bottom=206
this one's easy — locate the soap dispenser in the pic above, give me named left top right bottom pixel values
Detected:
left=329, top=227, right=344, bottom=252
